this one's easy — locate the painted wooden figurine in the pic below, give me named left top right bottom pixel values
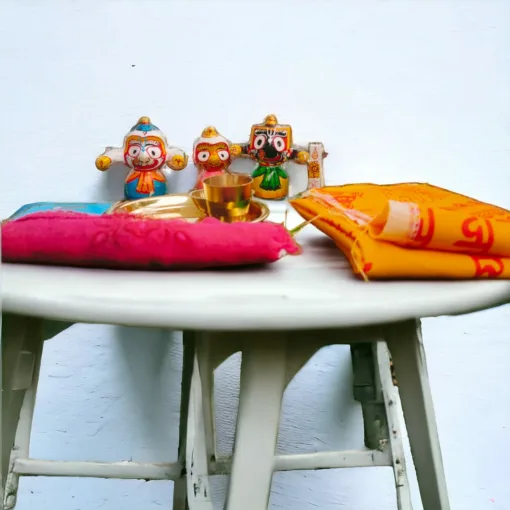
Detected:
left=192, top=126, right=232, bottom=190
left=95, top=116, right=188, bottom=200
left=230, top=114, right=309, bottom=200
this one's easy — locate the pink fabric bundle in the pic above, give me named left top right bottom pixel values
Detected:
left=1, top=212, right=300, bottom=269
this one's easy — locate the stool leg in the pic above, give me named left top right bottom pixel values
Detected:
left=1, top=315, right=44, bottom=510
left=375, top=342, right=413, bottom=510
left=225, top=336, right=287, bottom=510
left=350, top=342, right=389, bottom=450
left=185, top=345, right=214, bottom=509
left=173, top=332, right=195, bottom=510
left=385, top=320, right=450, bottom=510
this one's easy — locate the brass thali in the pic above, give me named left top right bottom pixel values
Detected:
left=107, top=192, right=270, bottom=223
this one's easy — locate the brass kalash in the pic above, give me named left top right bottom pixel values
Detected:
left=109, top=173, right=269, bottom=223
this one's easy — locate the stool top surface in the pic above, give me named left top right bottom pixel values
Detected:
left=1, top=202, right=510, bottom=331
left=3, top=209, right=510, bottom=331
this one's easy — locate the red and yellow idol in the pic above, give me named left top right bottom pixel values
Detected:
left=95, top=116, right=188, bottom=200
left=192, top=126, right=233, bottom=190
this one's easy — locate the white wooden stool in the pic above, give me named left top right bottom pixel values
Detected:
left=0, top=315, right=449, bottom=509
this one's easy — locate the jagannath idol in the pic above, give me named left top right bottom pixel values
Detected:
left=230, top=114, right=309, bottom=200
left=95, top=116, right=188, bottom=200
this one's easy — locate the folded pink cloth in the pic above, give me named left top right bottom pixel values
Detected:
left=2, top=212, right=300, bottom=269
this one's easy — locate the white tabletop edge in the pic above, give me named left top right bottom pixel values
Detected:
left=2, top=280, right=509, bottom=331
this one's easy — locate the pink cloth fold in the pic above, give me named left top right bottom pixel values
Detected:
left=2, top=212, right=299, bottom=269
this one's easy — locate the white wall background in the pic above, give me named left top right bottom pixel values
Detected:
left=1, top=0, right=510, bottom=508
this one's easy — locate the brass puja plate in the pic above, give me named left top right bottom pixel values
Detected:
left=107, top=193, right=270, bottom=223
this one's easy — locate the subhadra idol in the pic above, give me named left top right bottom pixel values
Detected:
left=230, top=114, right=310, bottom=200
left=95, top=116, right=188, bottom=200
left=192, top=126, right=233, bottom=191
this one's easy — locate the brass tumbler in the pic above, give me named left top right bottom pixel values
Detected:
left=202, top=174, right=253, bottom=222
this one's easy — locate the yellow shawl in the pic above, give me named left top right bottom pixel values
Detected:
left=289, top=183, right=510, bottom=280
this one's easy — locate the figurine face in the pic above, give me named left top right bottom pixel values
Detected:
left=124, top=135, right=166, bottom=171
left=249, top=124, right=293, bottom=165
left=194, top=142, right=231, bottom=172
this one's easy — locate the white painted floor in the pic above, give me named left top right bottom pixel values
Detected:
left=1, top=0, right=510, bottom=508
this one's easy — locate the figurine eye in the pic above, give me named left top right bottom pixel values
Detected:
left=217, top=150, right=229, bottom=161
left=147, top=146, right=162, bottom=158
left=253, top=135, right=266, bottom=149
left=128, top=145, right=141, bottom=158
left=197, top=150, right=210, bottom=162
left=273, top=136, right=286, bottom=152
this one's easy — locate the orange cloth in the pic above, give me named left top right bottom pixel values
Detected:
left=289, top=183, right=510, bottom=280
left=125, top=170, right=166, bottom=194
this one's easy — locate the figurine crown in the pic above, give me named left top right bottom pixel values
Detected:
left=130, top=116, right=162, bottom=134
left=201, top=126, right=219, bottom=138
left=264, top=114, right=278, bottom=127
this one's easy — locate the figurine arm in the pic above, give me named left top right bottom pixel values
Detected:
left=95, top=147, right=124, bottom=171
left=166, top=147, right=188, bottom=171
left=230, top=143, right=250, bottom=159
left=290, top=147, right=309, bottom=165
